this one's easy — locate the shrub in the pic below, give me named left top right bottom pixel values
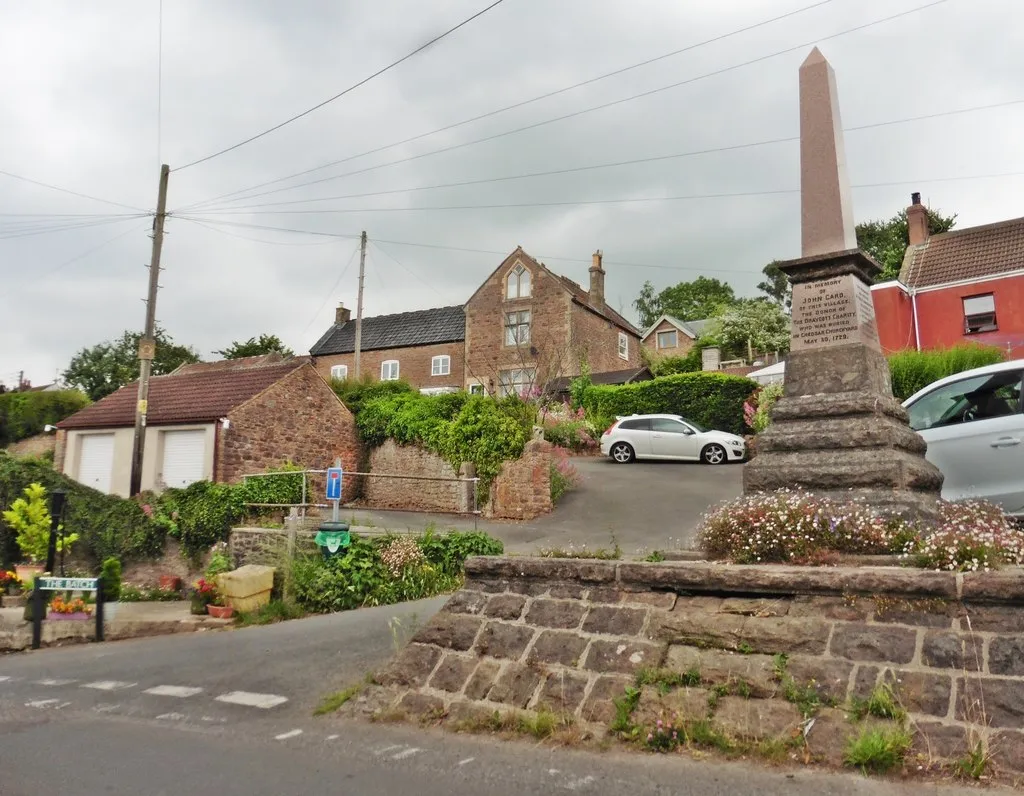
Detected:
left=235, top=463, right=305, bottom=507
left=100, top=557, right=122, bottom=602
left=550, top=447, right=580, bottom=503
left=698, top=489, right=897, bottom=563
left=902, top=500, right=1024, bottom=571
left=165, top=481, right=244, bottom=560
left=331, top=375, right=414, bottom=414
left=649, top=346, right=703, bottom=377
left=0, top=453, right=163, bottom=565
left=204, top=543, right=234, bottom=579
left=3, top=482, right=56, bottom=564
left=581, top=372, right=758, bottom=436
left=747, top=383, right=783, bottom=434
left=888, top=344, right=1004, bottom=401
left=290, top=529, right=502, bottom=614
left=0, top=389, right=90, bottom=446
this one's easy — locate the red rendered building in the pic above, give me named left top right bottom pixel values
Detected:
left=872, top=194, right=1024, bottom=358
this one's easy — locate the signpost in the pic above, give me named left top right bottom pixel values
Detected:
left=31, top=576, right=104, bottom=650
left=315, top=461, right=351, bottom=560
left=326, top=465, right=343, bottom=521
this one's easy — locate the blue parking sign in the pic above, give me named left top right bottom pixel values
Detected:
left=326, top=467, right=343, bottom=501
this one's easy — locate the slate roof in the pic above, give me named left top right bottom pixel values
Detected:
left=309, top=305, right=465, bottom=356
left=901, top=216, right=1024, bottom=289
left=547, top=367, right=653, bottom=393
left=57, top=360, right=306, bottom=430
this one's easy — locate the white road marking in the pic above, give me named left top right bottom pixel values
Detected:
left=458, top=757, right=475, bottom=766
left=35, top=678, right=76, bottom=686
left=93, top=703, right=121, bottom=713
left=156, top=712, right=187, bottom=721
left=391, top=748, right=421, bottom=760
left=201, top=716, right=227, bottom=723
left=144, top=685, right=203, bottom=698
left=566, top=776, right=596, bottom=791
left=325, top=734, right=340, bottom=741
left=375, top=745, right=404, bottom=755
left=548, top=769, right=561, bottom=776
left=275, top=729, right=303, bottom=741
left=26, top=699, right=60, bottom=708
left=214, top=691, right=288, bottom=709
left=0, top=676, right=11, bottom=682
left=83, top=680, right=137, bottom=691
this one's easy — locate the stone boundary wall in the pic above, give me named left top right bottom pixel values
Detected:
left=366, top=558, right=1024, bottom=777
left=485, top=438, right=552, bottom=521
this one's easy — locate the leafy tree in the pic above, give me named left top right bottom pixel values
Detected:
left=633, top=277, right=737, bottom=329
left=757, top=260, right=792, bottom=312
left=213, top=334, right=293, bottom=360
left=707, top=299, right=790, bottom=358
left=63, top=327, right=200, bottom=402
left=857, top=206, right=956, bottom=282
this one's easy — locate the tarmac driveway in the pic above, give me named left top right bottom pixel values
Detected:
left=350, top=456, right=743, bottom=556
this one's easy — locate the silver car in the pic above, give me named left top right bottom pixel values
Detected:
left=599, top=414, right=746, bottom=465
left=903, top=358, right=1024, bottom=517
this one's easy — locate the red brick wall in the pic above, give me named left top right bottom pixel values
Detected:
left=487, top=438, right=553, bottom=520
left=314, top=342, right=466, bottom=390
left=871, top=284, right=916, bottom=354
left=642, top=319, right=695, bottom=357
left=217, top=364, right=362, bottom=483
left=570, top=303, right=643, bottom=373
left=912, top=276, right=1024, bottom=357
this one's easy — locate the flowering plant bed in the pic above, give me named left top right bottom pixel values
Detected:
left=48, top=595, right=93, bottom=620
left=698, top=489, right=1024, bottom=572
left=0, top=570, right=22, bottom=595
left=190, top=577, right=219, bottom=615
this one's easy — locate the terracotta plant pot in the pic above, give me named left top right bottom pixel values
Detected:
left=206, top=604, right=234, bottom=619
left=14, top=564, right=44, bottom=584
left=47, top=611, right=92, bottom=621
left=159, top=575, right=182, bottom=592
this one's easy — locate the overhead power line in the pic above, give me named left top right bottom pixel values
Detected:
left=173, top=0, right=509, bottom=172
left=0, top=169, right=148, bottom=212
left=0, top=214, right=151, bottom=241
left=193, top=97, right=1024, bottom=214
left=35, top=221, right=151, bottom=281
left=299, top=242, right=362, bottom=339
left=174, top=0, right=843, bottom=211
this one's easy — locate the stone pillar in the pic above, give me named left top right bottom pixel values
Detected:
left=742, top=48, right=942, bottom=522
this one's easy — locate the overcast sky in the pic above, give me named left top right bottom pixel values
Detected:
left=2, top=0, right=1021, bottom=387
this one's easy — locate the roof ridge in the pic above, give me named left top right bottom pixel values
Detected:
left=932, top=215, right=1024, bottom=240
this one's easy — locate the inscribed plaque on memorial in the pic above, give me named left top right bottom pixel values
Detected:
left=791, top=274, right=880, bottom=352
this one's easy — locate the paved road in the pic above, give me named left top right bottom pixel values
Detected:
left=0, top=596, right=997, bottom=796
left=350, top=457, right=743, bottom=555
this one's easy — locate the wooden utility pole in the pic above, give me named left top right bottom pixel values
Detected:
left=353, top=230, right=367, bottom=378
left=129, top=164, right=170, bottom=496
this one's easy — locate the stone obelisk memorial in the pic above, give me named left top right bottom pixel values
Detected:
left=743, top=48, right=943, bottom=521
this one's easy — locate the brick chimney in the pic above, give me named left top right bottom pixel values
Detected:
left=589, top=250, right=605, bottom=306
left=907, top=192, right=929, bottom=246
left=335, top=302, right=351, bottom=324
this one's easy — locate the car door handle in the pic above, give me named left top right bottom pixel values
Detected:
left=991, top=437, right=1022, bottom=448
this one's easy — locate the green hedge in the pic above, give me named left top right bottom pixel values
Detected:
left=582, top=372, right=758, bottom=435
left=888, top=344, right=1005, bottom=401
left=355, top=392, right=533, bottom=495
left=0, top=390, right=90, bottom=447
left=0, top=452, right=164, bottom=567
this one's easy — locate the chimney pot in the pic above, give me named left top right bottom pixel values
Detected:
left=335, top=302, right=351, bottom=324
left=907, top=192, right=929, bottom=246
left=589, top=250, right=605, bottom=306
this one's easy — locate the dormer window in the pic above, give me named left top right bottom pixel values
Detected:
left=506, top=263, right=531, bottom=299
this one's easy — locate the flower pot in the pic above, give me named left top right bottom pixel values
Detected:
left=159, top=575, right=182, bottom=592
left=206, top=604, right=234, bottom=619
left=47, top=611, right=92, bottom=621
left=15, top=564, right=44, bottom=585
left=7, top=583, right=21, bottom=596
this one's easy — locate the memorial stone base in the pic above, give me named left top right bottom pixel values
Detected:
left=743, top=250, right=943, bottom=523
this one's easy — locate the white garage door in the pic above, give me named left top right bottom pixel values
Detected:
left=78, top=434, right=115, bottom=494
left=160, top=430, right=207, bottom=489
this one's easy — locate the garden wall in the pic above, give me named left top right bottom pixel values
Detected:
left=360, top=558, right=1024, bottom=777
left=486, top=438, right=552, bottom=520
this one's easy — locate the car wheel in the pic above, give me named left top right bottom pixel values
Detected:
left=610, top=442, right=635, bottom=464
left=701, top=444, right=727, bottom=465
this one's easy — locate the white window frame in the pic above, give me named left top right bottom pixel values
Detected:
left=656, top=330, right=677, bottom=349
left=330, top=364, right=349, bottom=380
left=506, top=263, right=531, bottom=299
left=963, top=293, right=997, bottom=334
left=618, top=332, right=629, bottom=360
left=498, top=367, right=537, bottom=398
left=431, top=355, right=451, bottom=376
left=469, top=383, right=486, bottom=396
left=380, top=360, right=400, bottom=381
left=505, top=310, right=531, bottom=346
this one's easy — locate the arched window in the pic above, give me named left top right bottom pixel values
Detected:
left=506, top=263, right=531, bottom=299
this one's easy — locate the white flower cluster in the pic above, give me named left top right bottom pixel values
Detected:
left=906, top=500, right=1024, bottom=572
left=380, top=536, right=426, bottom=578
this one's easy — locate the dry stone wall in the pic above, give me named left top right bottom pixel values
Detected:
left=360, top=558, right=1024, bottom=777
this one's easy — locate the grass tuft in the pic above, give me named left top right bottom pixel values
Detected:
left=850, top=683, right=906, bottom=723
left=952, top=740, right=989, bottom=780
left=235, top=599, right=307, bottom=627
left=844, top=726, right=912, bottom=774
left=314, top=683, right=364, bottom=716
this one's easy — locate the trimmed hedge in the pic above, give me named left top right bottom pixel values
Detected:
left=0, top=452, right=164, bottom=567
left=888, top=344, right=1005, bottom=401
left=582, top=372, right=758, bottom=435
left=0, top=390, right=90, bottom=447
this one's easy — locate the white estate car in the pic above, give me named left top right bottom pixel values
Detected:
left=903, top=358, right=1024, bottom=517
left=600, top=414, right=746, bottom=465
